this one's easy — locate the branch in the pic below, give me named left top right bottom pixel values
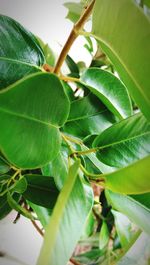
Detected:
left=54, top=0, right=96, bottom=74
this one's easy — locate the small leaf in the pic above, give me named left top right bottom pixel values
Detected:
left=37, top=37, right=55, bottom=66
left=23, top=174, right=59, bottom=208
left=106, top=190, right=150, bottom=235
left=37, top=160, right=94, bottom=265
left=103, top=156, right=150, bottom=194
left=64, top=2, right=84, bottom=23
left=65, top=55, right=79, bottom=76
left=92, top=0, right=150, bottom=120
left=99, top=221, right=109, bottom=250
left=0, top=15, right=45, bottom=89
left=93, top=112, right=150, bottom=167
left=0, top=72, right=70, bottom=169
left=0, top=156, right=10, bottom=174
left=13, top=177, right=27, bottom=194
left=28, top=201, right=51, bottom=228
left=0, top=192, right=20, bottom=220
left=81, top=68, right=132, bottom=119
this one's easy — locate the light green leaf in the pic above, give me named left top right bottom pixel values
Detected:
left=37, top=160, right=94, bottom=265
left=103, top=156, right=150, bottom=194
left=0, top=72, right=70, bottom=169
left=0, top=156, right=10, bottom=174
left=106, top=190, right=150, bottom=235
left=92, top=0, right=150, bottom=120
left=37, top=37, right=55, bottom=66
left=64, top=2, right=84, bottom=23
left=81, top=68, right=132, bottom=119
left=28, top=201, right=51, bottom=228
left=93, top=112, right=150, bottom=167
left=0, top=15, right=45, bottom=89
left=99, top=221, right=109, bottom=250
left=112, top=210, right=132, bottom=248
left=23, top=174, right=59, bottom=208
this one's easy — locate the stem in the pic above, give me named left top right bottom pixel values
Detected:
left=31, top=220, right=44, bottom=237
left=54, top=0, right=96, bottom=74
left=60, top=75, right=79, bottom=83
left=74, top=147, right=98, bottom=156
left=70, top=258, right=82, bottom=265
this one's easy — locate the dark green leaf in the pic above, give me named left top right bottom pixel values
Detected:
left=23, top=174, right=59, bottom=208
left=0, top=192, right=20, bottom=220
left=93, top=112, right=150, bottom=167
left=106, top=190, right=150, bottom=235
left=0, top=15, right=45, bottom=89
left=37, top=160, right=94, bottom=265
left=92, top=0, right=150, bottom=120
left=0, top=72, right=70, bottom=169
left=81, top=68, right=132, bottom=119
left=103, top=156, right=150, bottom=194
left=66, top=55, right=79, bottom=76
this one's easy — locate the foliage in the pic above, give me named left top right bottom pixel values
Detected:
left=0, top=0, right=150, bottom=265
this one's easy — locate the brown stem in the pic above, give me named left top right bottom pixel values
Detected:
left=31, top=219, right=44, bottom=237
left=54, top=0, right=96, bottom=74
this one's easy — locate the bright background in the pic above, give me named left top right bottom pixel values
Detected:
left=0, top=1, right=91, bottom=265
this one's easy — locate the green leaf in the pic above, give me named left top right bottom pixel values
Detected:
left=28, top=202, right=51, bottom=228
left=64, top=93, right=115, bottom=139
left=0, top=15, right=45, bottom=89
left=92, top=0, right=150, bottom=120
left=0, top=156, right=10, bottom=174
left=42, top=150, right=68, bottom=190
left=23, top=175, right=59, bottom=208
left=81, top=68, right=132, bottom=119
left=64, top=2, right=84, bottom=23
left=37, top=37, right=55, bottom=66
left=106, top=190, right=150, bottom=235
left=13, top=177, right=27, bottom=194
left=74, top=249, right=105, bottom=265
left=93, top=112, right=150, bottom=167
left=66, top=55, right=79, bottom=76
left=112, top=210, right=132, bottom=247
left=0, top=72, right=70, bottom=169
left=0, top=192, right=20, bottom=220
left=99, top=221, right=109, bottom=250
left=7, top=191, right=34, bottom=220
left=37, top=160, right=94, bottom=265
left=103, top=156, right=150, bottom=194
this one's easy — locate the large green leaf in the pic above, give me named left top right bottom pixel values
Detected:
left=23, top=174, right=59, bottom=208
left=0, top=15, right=45, bottom=89
left=0, top=72, right=70, bottom=169
left=106, top=190, right=150, bottom=235
left=93, top=112, right=150, bottom=167
left=37, top=160, right=93, bottom=265
left=103, top=156, right=150, bottom=194
left=64, top=93, right=115, bottom=139
left=92, top=0, right=150, bottom=120
left=81, top=68, right=132, bottom=119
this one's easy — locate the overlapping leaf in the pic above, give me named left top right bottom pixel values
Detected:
left=0, top=15, right=45, bottom=89
left=93, top=112, right=150, bottom=167
left=37, top=160, right=93, bottom=265
left=81, top=68, right=132, bottom=119
left=106, top=190, right=150, bottom=235
left=0, top=72, right=70, bottom=169
left=92, top=0, right=150, bottom=120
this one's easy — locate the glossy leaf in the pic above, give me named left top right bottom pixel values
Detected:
left=106, top=190, right=150, bottom=235
left=93, top=112, right=150, bottom=167
left=0, top=15, right=45, bottom=89
left=0, top=72, right=70, bottom=169
left=103, top=156, right=150, bottom=194
left=66, top=55, right=79, bottom=76
left=23, top=175, right=59, bottom=208
left=37, top=160, right=94, bottom=265
left=81, top=68, right=132, bottom=119
left=92, top=0, right=150, bottom=120
left=64, top=93, right=115, bottom=139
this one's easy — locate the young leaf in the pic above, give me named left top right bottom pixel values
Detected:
left=37, top=37, right=55, bottom=66
left=99, top=221, right=109, bottom=250
left=0, top=15, right=45, bottom=89
left=23, top=175, right=59, bottom=208
left=64, top=2, right=85, bottom=23
left=106, top=190, right=150, bottom=235
left=0, top=72, right=70, bottom=169
left=13, top=177, right=27, bottom=194
left=93, top=112, right=150, bottom=167
left=37, top=160, right=94, bottom=265
left=81, top=68, right=132, bottom=119
left=103, top=156, right=150, bottom=194
left=92, top=0, right=150, bottom=120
